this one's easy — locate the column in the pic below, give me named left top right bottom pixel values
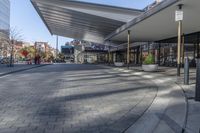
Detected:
left=140, top=45, right=143, bottom=65
left=158, top=44, right=161, bottom=65
left=197, top=44, right=200, bottom=59
left=176, top=4, right=183, bottom=76
left=127, top=30, right=131, bottom=69
left=136, top=46, right=140, bottom=64
left=177, top=20, right=182, bottom=76
left=181, top=34, right=185, bottom=67
left=197, top=33, right=200, bottom=59
left=194, top=44, right=196, bottom=60
left=196, top=59, right=200, bottom=101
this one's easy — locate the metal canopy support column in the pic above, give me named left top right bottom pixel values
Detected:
left=177, top=19, right=182, bottom=76
left=140, top=45, right=143, bottom=65
left=196, top=59, right=200, bottom=101
left=108, top=51, right=111, bottom=64
left=136, top=46, right=140, bottom=64
left=194, top=44, right=196, bottom=61
left=127, top=30, right=131, bottom=69
left=158, top=44, right=161, bottom=66
left=108, top=45, right=111, bottom=65
left=197, top=33, right=200, bottom=59
left=115, top=51, right=118, bottom=62
left=181, top=34, right=185, bottom=67
left=177, top=4, right=183, bottom=76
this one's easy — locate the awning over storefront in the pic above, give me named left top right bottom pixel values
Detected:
left=31, top=0, right=143, bottom=44
left=105, top=0, right=200, bottom=43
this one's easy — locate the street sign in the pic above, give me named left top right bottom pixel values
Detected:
left=175, top=10, right=183, bottom=21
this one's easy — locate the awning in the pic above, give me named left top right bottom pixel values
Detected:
left=105, top=0, right=200, bottom=43
left=31, top=0, right=143, bottom=44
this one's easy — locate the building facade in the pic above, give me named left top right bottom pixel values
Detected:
left=73, top=41, right=109, bottom=64
left=0, top=0, right=10, bottom=58
left=0, top=0, right=10, bottom=38
left=61, top=45, right=74, bottom=61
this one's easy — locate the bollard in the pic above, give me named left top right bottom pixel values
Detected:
left=195, top=59, right=200, bottom=101
left=184, top=57, right=189, bottom=85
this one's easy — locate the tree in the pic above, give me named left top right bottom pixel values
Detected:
left=1, top=28, right=23, bottom=67
left=58, top=53, right=65, bottom=61
left=21, top=49, right=29, bottom=58
left=19, top=46, right=35, bottom=60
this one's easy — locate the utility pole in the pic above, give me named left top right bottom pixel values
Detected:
left=56, top=35, right=58, bottom=60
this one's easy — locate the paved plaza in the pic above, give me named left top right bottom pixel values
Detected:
left=0, top=64, right=157, bottom=133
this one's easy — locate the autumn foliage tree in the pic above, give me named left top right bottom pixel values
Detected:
left=20, top=46, right=35, bottom=59
left=21, top=49, right=29, bottom=58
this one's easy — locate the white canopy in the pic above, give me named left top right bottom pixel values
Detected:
left=106, top=0, right=200, bottom=43
left=31, top=0, right=143, bottom=44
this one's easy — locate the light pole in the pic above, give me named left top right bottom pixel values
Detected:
left=176, top=4, right=183, bottom=76
left=56, top=35, right=58, bottom=61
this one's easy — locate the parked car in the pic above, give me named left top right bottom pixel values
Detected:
left=0, top=57, right=14, bottom=64
left=1, top=57, right=9, bottom=64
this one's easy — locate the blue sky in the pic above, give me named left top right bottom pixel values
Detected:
left=10, top=0, right=154, bottom=49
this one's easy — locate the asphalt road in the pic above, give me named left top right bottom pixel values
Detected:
left=0, top=64, right=157, bottom=133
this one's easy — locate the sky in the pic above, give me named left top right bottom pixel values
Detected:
left=10, top=0, right=154, bottom=49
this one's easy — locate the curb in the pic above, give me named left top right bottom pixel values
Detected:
left=0, top=64, right=51, bottom=77
left=175, top=83, right=189, bottom=133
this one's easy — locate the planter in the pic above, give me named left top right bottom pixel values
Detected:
left=142, top=64, right=158, bottom=72
left=114, top=62, right=124, bottom=67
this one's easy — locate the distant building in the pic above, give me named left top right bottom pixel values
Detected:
left=34, top=42, right=57, bottom=61
left=0, top=0, right=10, bottom=39
left=144, top=0, right=163, bottom=11
left=34, top=42, right=48, bottom=54
left=50, top=47, right=57, bottom=58
left=14, top=41, right=30, bottom=52
left=74, top=41, right=108, bottom=64
left=61, top=43, right=74, bottom=60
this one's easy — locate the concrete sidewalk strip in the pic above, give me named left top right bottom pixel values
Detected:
left=180, top=84, right=200, bottom=133
left=126, top=74, right=186, bottom=133
left=103, top=66, right=187, bottom=133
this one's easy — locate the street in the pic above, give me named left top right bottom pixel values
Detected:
left=0, top=64, right=157, bottom=133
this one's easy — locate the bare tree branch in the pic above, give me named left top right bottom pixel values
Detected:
left=0, top=27, right=24, bottom=66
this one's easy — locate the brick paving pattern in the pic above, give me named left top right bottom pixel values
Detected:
left=0, top=64, right=157, bottom=133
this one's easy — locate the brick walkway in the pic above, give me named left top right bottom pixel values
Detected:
left=0, top=64, right=157, bottom=133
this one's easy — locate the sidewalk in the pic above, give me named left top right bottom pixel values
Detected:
left=0, top=63, right=50, bottom=76
left=129, top=66, right=199, bottom=133
left=104, top=65, right=199, bottom=133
